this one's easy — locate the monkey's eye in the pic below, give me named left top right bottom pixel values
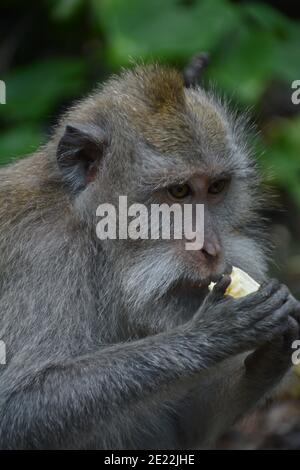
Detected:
left=168, top=183, right=191, bottom=200
left=208, top=178, right=229, bottom=195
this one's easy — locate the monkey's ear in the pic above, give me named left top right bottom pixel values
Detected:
left=183, top=52, right=209, bottom=88
left=57, top=124, right=106, bottom=193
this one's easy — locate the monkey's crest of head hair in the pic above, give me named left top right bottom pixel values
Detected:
left=107, top=64, right=186, bottom=113
left=131, top=64, right=185, bottom=112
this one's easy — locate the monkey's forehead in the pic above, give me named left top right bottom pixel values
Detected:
left=102, top=92, right=230, bottom=161
left=126, top=97, right=230, bottom=166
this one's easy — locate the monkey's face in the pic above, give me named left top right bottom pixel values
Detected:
left=57, top=66, right=267, bottom=318
left=97, top=130, right=263, bottom=318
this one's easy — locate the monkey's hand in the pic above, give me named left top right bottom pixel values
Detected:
left=193, top=276, right=297, bottom=356
left=244, top=313, right=300, bottom=385
left=178, top=287, right=300, bottom=447
left=221, top=315, right=300, bottom=430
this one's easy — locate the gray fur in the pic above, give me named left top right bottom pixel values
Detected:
left=0, top=64, right=299, bottom=449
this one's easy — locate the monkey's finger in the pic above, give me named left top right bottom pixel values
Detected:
left=248, top=288, right=292, bottom=325
left=244, top=318, right=297, bottom=377
left=258, top=278, right=283, bottom=298
left=267, top=297, right=296, bottom=324
left=264, top=317, right=299, bottom=371
left=223, top=263, right=233, bottom=275
left=283, top=316, right=300, bottom=345
left=262, top=284, right=290, bottom=311
left=287, top=295, right=300, bottom=323
left=236, top=279, right=282, bottom=309
left=209, top=275, right=231, bottom=302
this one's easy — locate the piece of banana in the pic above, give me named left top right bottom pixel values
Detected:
left=208, top=266, right=260, bottom=298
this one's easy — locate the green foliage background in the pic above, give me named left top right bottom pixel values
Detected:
left=0, top=0, right=299, bottom=205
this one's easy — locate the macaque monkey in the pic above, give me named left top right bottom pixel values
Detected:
left=0, top=63, right=299, bottom=449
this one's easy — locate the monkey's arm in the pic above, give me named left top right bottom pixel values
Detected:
left=0, top=324, right=242, bottom=450
left=0, top=278, right=293, bottom=449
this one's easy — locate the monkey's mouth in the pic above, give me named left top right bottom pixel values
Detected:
left=168, top=270, right=227, bottom=302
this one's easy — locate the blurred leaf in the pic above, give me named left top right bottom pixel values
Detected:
left=0, top=125, right=43, bottom=164
left=93, top=0, right=239, bottom=65
left=209, top=18, right=300, bottom=104
left=241, top=2, right=291, bottom=33
left=262, top=117, right=300, bottom=206
left=50, top=0, right=85, bottom=20
left=208, top=25, right=280, bottom=104
left=276, top=25, right=300, bottom=83
left=205, top=2, right=300, bottom=104
left=243, top=4, right=300, bottom=83
left=2, top=57, right=87, bottom=123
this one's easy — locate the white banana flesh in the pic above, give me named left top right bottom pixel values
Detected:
left=208, top=266, right=260, bottom=298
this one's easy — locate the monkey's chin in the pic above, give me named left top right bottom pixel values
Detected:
left=169, top=278, right=210, bottom=304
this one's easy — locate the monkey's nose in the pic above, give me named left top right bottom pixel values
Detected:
left=201, top=239, right=221, bottom=258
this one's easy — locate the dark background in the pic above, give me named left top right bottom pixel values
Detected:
left=0, top=0, right=300, bottom=449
